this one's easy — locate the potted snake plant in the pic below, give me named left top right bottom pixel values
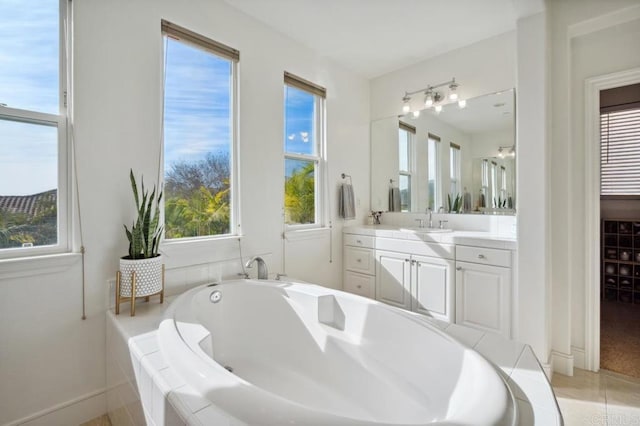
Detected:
left=118, top=169, right=164, bottom=302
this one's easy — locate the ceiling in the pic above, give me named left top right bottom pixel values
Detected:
left=223, top=0, right=544, bottom=79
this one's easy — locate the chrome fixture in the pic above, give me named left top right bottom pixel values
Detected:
left=415, top=218, right=426, bottom=228
left=498, top=145, right=516, bottom=158
left=210, top=290, right=222, bottom=303
left=439, top=220, right=449, bottom=229
left=401, top=78, right=465, bottom=114
left=427, top=208, right=433, bottom=228
left=245, top=256, right=269, bottom=279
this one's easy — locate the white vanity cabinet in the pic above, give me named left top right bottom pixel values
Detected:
left=342, top=234, right=376, bottom=299
left=375, top=238, right=455, bottom=323
left=455, top=245, right=512, bottom=338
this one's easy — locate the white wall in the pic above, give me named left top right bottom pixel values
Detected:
left=548, top=0, right=640, bottom=371
left=0, top=0, right=370, bottom=424
left=370, top=31, right=517, bottom=121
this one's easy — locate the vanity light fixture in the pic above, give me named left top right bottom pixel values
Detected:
left=498, top=145, right=515, bottom=158
left=402, top=95, right=411, bottom=113
left=449, top=79, right=458, bottom=100
left=401, top=77, right=460, bottom=113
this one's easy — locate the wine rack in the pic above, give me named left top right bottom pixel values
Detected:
left=602, top=220, right=640, bottom=304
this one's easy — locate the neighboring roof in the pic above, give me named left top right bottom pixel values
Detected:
left=0, top=189, right=57, bottom=217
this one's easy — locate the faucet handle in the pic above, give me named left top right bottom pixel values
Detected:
left=415, top=218, right=425, bottom=228
left=439, top=220, right=449, bottom=229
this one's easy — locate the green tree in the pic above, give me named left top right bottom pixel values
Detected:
left=164, top=153, right=231, bottom=238
left=285, top=162, right=315, bottom=224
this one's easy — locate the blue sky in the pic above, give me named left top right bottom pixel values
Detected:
left=0, top=0, right=59, bottom=195
left=0, top=0, right=315, bottom=195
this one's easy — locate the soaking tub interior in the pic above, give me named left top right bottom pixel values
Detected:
left=158, top=279, right=518, bottom=425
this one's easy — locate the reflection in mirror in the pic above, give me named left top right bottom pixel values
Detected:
left=370, top=89, right=515, bottom=214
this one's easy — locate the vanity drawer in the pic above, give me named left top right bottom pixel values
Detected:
left=343, top=270, right=375, bottom=299
left=344, top=234, right=375, bottom=248
left=456, top=245, right=512, bottom=268
left=344, top=246, right=375, bottom=275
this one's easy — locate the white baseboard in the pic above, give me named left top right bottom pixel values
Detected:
left=3, top=389, right=106, bottom=426
left=551, top=350, right=575, bottom=376
left=572, top=346, right=586, bottom=370
left=541, top=362, right=552, bottom=379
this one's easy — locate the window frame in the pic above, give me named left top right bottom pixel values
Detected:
left=428, top=133, right=441, bottom=211
left=283, top=74, right=326, bottom=230
left=0, top=0, right=70, bottom=259
left=449, top=142, right=461, bottom=197
left=398, top=123, right=415, bottom=212
left=160, top=21, right=240, bottom=243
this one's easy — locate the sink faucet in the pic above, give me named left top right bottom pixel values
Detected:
left=245, top=256, right=269, bottom=279
left=438, top=206, right=445, bottom=213
left=415, top=218, right=426, bottom=228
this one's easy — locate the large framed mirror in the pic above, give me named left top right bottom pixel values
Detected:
left=371, top=89, right=515, bottom=214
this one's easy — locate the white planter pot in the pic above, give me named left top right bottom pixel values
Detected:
left=119, top=255, right=163, bottom=297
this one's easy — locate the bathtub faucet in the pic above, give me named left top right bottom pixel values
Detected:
left=245, top=256, right=269, bottom=280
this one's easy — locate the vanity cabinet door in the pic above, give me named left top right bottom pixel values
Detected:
left=375, top=250, right=411, bottom=309
left=411, top=255, right=455, bottom=323
left=455, top=261, right=511, bottom=338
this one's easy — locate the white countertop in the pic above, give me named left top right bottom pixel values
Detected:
left=344, top=225, right=517, bottom=250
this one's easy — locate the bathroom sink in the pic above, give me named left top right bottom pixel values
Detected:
left=399, top=227, right=454, bottom=233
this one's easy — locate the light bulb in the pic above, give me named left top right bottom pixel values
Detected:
left=434, top=105, right=442, bottom=113
left=449, top=82, right=458, bottom=100
left=412, top=110, right=420, bottom=118
left=402, top=103, right=410, bottom=113
left=458, top=99, right=466, bottom=108
left=424, top=92, right=433, bottom=107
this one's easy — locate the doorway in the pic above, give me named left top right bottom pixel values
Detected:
left=589, top=77, right=640, bottom=378
left=585, top=69, right=640, bottom=374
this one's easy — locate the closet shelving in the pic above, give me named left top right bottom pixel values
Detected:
left=602, top=220, right=640, bottom=304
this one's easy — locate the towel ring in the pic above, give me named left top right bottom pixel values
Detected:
left=341, top=173, right=352, bottom=185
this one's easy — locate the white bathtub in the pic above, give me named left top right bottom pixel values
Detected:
left=158, top=279, right=517, bottom=425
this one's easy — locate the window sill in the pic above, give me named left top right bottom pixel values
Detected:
left=0, top=252, right=82, bottom=280
left=159, top=235, right=244, bottom=268
left=284, top=227, right=331, bottom=242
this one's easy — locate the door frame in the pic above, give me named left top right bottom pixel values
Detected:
left=584, top=67, right=640, bottom=371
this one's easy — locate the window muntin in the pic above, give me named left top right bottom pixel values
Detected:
left=162, top=23, right=238, bottom=239
left=600, top=107, right=640, bottom=197
left=428, top=134, right=440, bottom=210
left=0, top=0, right=68, bottom=256
left=284, top=76, right=325, bottom=227
left=450, top=143, right=461, bottom=197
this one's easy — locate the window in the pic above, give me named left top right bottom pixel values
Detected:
left=162, top=21, right=239, bottom=239
left=450, top=143, right=461, bottom=197
left=399, top=122, right=415, bottom=212
left=428, top=134, right=440, bottom=210
left=500, top=166, right=507, bottom=199
left=490, top=161, right=498, bottom=208
left=0, top=0, right=69, bottom=256
left=480, top=159, right=489, bottom=208
left=284, top=72, right=326, bottom=227
left=600, top=107, right=640, bottom=197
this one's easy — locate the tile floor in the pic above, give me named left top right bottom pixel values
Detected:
left=552, top=368, right=640, bottom=426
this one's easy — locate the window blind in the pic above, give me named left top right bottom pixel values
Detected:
left=399, top=122, right=416, bottom=134
left=161, top=20, right=239, bottom=62
left=600, top=107, right=640, bottom=196
left=284, top=72, right=326, bottom=98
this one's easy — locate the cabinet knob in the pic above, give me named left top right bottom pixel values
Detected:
left=405, top=259, right=410, bottom=262
left=477, top=254, right=486, bottom=259
left=357, top=285, right=362, bottom=289
left=456, top=266, right=462, bottom=271
left=356, top=258, right=362, bottom=263
left=356, top=240, right=362, bottom=244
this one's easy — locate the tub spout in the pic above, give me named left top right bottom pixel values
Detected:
left=245, top=256, right=269, bottom=279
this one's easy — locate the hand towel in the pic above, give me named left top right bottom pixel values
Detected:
left=338, top=183, right=355, bottom=219
left=389, top=187, right=401, bottom=212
